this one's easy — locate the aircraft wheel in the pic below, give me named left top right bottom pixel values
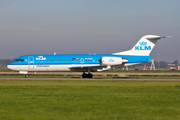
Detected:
left=25, top=74, right=29, bottom=78
left=87, top=74, right=93, bottom=78
left=82, top=73, right=87, bottom=78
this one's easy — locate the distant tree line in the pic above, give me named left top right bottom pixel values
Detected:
left=0, top=59, right=16, bottom=68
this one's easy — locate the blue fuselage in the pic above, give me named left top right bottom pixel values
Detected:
left=9, top=54, right=151, bottom=66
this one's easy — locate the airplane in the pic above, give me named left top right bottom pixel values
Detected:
left=7, top=35, right=170, bottom=78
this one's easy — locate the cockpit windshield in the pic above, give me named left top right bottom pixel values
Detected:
left=15, top=59, right=24, bottom=62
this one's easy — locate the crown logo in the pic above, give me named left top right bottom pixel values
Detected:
left=109, top=59, right=114, bottom=62
left=139, top=41, right=147, bottom=46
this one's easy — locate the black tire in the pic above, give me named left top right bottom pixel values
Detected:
left=82, top=73, right=87, bottom=78
left=25, top=74, right=29, bottom=78
left=87, top=74, right=93, bottom=78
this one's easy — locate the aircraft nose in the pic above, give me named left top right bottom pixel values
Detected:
left=7, top=65, right=10, bottom=69
left=7, top=65, right=13, bottom=70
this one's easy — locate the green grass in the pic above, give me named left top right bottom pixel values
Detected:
left=2, top=74, right=180, bottom=79
left=0, top=68, right=13, bottom=72
left=132, top=75, right=180, bottom=79
left=0, top=74, right=130, bottom=79
left=0, top=80, right=180, bottom=120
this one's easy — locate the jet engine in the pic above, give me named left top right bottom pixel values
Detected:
left=101, top=57, right=127, bottom=65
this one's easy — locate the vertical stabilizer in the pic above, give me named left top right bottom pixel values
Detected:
left=113, top=35, right=170, bottom=56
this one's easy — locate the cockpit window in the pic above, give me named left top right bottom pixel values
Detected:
left=20, top=59, right=24, bottom=62
left=16, top=59, right=24, bottom=62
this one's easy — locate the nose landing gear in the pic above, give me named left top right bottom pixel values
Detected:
left=25, top=74, right=29, bottom=78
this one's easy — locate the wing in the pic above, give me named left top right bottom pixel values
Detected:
left=68, top=64, right=125, bottom=72
left=68, top=64, right=105, bottom=72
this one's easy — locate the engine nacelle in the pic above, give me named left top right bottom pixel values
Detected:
left=101, top=57, right=127, bottom=66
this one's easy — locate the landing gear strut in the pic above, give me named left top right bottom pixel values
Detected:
left=82, top=72, right=93, bottom=78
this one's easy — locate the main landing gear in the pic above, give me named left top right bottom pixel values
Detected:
left=82, top=72, right=93, bottom=78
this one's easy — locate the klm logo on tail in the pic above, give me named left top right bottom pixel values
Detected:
left=135, top=41, right=151, bottom=50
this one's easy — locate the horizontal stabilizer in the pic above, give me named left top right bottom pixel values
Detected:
left=146, top=36, right=171, bottom=40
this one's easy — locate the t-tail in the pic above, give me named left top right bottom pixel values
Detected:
left=113, top=35, right=171, bottom=56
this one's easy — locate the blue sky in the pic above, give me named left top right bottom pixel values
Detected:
left=0, top=0, right=180, bottom=61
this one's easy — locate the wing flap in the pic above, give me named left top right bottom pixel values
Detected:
left=68, top=64, right=104, bottom=72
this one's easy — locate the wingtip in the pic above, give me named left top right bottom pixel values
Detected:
left=165, top=36, right=172, bottom=38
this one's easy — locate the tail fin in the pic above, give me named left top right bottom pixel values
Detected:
left=113, top=35, right=171, bottom=56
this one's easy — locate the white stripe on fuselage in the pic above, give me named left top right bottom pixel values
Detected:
left=7, top=64, right=100, bottom=72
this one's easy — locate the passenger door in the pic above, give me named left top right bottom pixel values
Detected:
left=80, top=58, right=84, bottom=64
left=28, top=56, right=34, bottom=69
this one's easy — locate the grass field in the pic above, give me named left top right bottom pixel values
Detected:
left=0, top=80, right=180, bottom=120
left=2, top=74, right=180, bottom=79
